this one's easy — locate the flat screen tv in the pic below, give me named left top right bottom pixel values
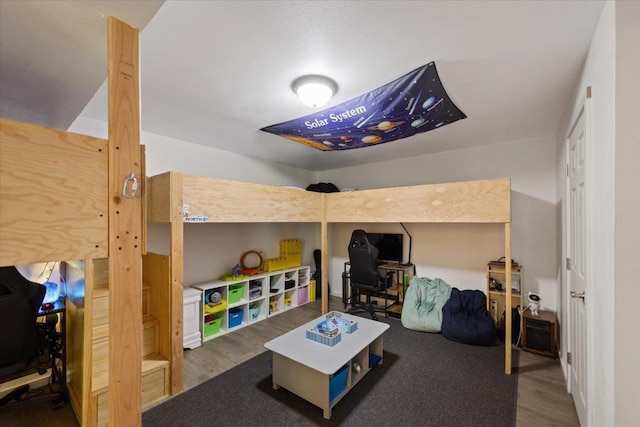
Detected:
left=365, top=233, right=403, bottom=263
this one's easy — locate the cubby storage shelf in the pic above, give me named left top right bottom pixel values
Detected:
left=192, top=266, right=311, bottom=342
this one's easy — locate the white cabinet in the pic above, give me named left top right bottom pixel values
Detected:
left=193, top=266, right=311, bottom=342
left=183, top=287, right=202, bottom=349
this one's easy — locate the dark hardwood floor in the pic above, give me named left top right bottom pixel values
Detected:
left=0, top=296, right=579, bottom=426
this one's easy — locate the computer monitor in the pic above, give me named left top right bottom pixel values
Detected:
left=365, top=233, right=403, bottom=264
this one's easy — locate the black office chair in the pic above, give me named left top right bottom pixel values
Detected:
left=0, top=266, right=63, bottom=409
left=347, top=230, right=393, bottom=321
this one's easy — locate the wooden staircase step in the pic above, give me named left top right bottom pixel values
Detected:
left=142, top=355, right=170, bottom=408
left=92, top=316, right=162, bottom=390
left=94, top=355, right=170, bottom=427
left=91, top=338, right=109, bottom=380
left=92, top=371, right=109, bottom=395
left=142, top=284, right=150, bottom=317
left=142, top=354, right=169, bottom=374
left=142, top=315, right=160, bottom=357
left=93, top=324, right=110, bottom=343
left=93, top=283, right=110, bottom=299
left=142, top=314, right=158, bottom=327
left=92, top=284, right=110, bottom=328
left=92, top=356, right=169, bottom=397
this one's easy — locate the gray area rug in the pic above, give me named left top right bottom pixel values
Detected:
left=144, top=316, right=518, bottom=426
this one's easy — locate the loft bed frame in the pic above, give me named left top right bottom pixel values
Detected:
left=0, top=17, right=168, bottom=427
left=146, top=172, right=516, bottom=374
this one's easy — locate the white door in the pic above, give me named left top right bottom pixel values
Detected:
left=567, top=100, right=588, bottom=426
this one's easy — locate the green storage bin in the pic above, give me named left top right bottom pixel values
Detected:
left=204, top=314, right=222, bottom=337
left=228, top=284, right=243, bottom=304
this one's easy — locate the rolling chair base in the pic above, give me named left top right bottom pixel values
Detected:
left=348, top=300, right=388, bottom=321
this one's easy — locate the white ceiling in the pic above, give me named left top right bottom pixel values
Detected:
left=0, top=0, right=163, bottom=129
left=1, top=1, right=605, bottom=172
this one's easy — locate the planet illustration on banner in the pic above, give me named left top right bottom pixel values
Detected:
left=368, top=120, right=404, bottom=132
left=422, top=96, right=436, bottom=109
left=261, top=62, right=467, bottom=152
left=411, top=118, right=426, bottom=128
left=362, top=135, right=383, bottom=144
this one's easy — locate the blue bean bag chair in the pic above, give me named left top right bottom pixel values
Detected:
left=401, top=277, right=452, bottom=333
left=441, top=288, right=496, bottom=346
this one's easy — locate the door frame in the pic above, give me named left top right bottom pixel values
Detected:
left=564, top=86, right=594, bottom=426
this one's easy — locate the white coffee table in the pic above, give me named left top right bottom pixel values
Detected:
left=264, top=312, right=389, bottom=419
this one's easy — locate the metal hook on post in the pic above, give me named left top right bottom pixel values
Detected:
left=122, top=172, right=138, bottom=199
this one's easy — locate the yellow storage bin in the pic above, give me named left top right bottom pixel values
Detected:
left=279, top=239, right=304, bottom=254
left=264, top=257, right=287, bottom=272
left=283, top=252, right=302, bottom=268
left=204, top=300, right=227, bottom=314
left=309, top=279, right=316, bottom=302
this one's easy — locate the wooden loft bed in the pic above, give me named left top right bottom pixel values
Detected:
left=324, top=177, right=515, bottom=374
left=146, top=173, right=515, bottom=374
left=0, top=17, right=168, bottom=427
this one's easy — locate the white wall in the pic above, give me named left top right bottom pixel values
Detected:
left=554, top=1, right=639, bottom=424
left=318, top=136, right=558, bottom=315
left=613, top=1, right=640, bottom=425
left=69, top=116, right=315, bottom=186
left=148, top=222, right=320, bottom=287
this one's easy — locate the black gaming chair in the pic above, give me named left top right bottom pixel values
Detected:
left=347, top=230, right=393, bottom=321
left=0, top=266, right=63, bottom=408
left=0, top=267, right=47, bottom=374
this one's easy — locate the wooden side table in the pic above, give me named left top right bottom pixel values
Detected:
left=522, top=309, right=557, bottom=357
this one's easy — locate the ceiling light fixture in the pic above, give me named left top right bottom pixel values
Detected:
left=291, top=75, right=338, bottom=108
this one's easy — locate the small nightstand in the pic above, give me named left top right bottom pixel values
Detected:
left=522, top=309, right=557, bottom=357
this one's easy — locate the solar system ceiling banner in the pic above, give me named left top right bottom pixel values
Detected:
left=261, top=62, right=466, bottom=151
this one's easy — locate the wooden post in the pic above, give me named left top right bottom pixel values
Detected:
left=108, top=16, right=143, bottom=425
left=141, top=144, right=147, bottom=255
left=505, top=223, right=512, bottom=375
left=321, top=194, right=329, bottom=314
left=169, top=172, right=184, bottom=394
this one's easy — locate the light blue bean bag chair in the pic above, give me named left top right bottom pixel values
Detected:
left=401, top=277, right=452, bottom=332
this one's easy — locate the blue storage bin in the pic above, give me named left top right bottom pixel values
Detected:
left=369, top=353, right=382, bottom=368
left=329, top=364, right=349, bottom=402
left=228, top=307, right=244, bottom=328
